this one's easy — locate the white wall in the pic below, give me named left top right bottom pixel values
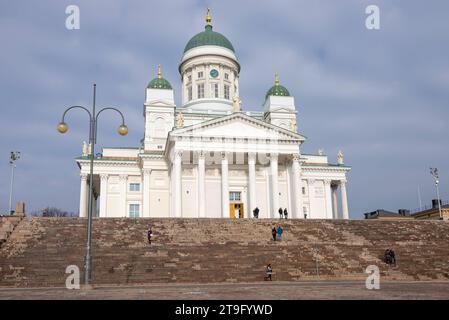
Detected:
left=205, top=179, right=221, bottom=218
left=149, top=170, right=170, bottom=217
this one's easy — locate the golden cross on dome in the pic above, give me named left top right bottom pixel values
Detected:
left=157, top=64, right=162, bottom=79
left=275, top=73, right=279, bottom=86
left=206, top=8, right=212, bottom=26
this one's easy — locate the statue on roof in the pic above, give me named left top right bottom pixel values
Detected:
left=290, top=118, right=297, bottom=132
left=232, top=95, right=241, bottom=112
left=176, top=112, right=184, bottom=128
left=82, top=141, right=89, bottom=157
left=337, top=150, right=344, bottom=165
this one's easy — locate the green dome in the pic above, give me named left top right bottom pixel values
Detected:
left=184, top=25, right=235, bottom=53
left=265, top=84, right=290, bottom=99
left=147, top=66, right=172, bottom=90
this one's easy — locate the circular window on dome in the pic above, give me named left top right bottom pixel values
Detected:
left=210, top=69, right=219, bottom=78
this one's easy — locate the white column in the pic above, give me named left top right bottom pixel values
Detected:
left=99, top=174, right=108, bottom=217
left=332, top=184, right=339, bottom=219
left=341, top=180, right=349, bottom=220
left=174, top=150, right=183, bottom=218
left=219, top=64, right=224, bottom=98
left=248, top=152, right=256, bottom=218
left=270, top=153, right=279, bottom=219
left=324, top=180, right=333, bottom=220
left=291, top=154, right=303, bottom=219
left=197, top=151, right=206, bottom=218
left=221, top=152, right=229, bottom=218
left=205, top=64, right=210, bottom=98
left=308, top=179, right=315, bottom=219
left=235, top=74, right=240, bottom=98
left=143, top=169, right=151, bottom=217
left=119, top=175, right=128, bottom=217
left=79, top=174, right=88, bottom=218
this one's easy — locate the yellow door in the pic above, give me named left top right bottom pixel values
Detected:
left=230, top=204, right=235, bottom=219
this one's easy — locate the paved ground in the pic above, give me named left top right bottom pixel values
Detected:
left=0, top=281, right=449, bottom=300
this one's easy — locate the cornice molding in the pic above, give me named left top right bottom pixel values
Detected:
left=77, top=159, right=138, bottom=167
left=302, top=166, right=351, bottom=173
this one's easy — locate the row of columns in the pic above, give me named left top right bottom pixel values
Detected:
left=331, top=181, right=349, bottom=219
left=79, top=173, right=131, bottom=218
left=78, top=155, right=349, bottom=220
left=170, top=151, right=305, bottom=219
left=79, top=173, right=100, bottom=218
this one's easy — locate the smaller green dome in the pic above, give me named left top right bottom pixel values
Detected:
left=265, top=75, right=290, bottom=99
left=147, top=65, right=172, bottom=90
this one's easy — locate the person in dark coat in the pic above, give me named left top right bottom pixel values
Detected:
left=390, top=249, right=396, bottom=266
left=278, top=207, right=283, bottom=219
left=272, top=227, right=277, bottom=241
left=283, top=208, right=288, bottom=219
left=384, top=249, right=392, bottom=264
left=253, top=207, right=260, bottom=219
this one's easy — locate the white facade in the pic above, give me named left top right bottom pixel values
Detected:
left=76, top=13, right=351, bottom=220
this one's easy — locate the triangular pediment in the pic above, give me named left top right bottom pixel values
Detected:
left=171, top=112, right=305, bottom=141
left=268, top=107, right=297, bottom=113
left=144, top=99, right=175, bottom=107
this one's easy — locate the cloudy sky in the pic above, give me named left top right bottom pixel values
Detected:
left=0, top=0, right=448, bottom=217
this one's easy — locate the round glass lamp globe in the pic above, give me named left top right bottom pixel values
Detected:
left=57, top=122, right=68, bottom=134
left=118, top=125, right=128, bottom=136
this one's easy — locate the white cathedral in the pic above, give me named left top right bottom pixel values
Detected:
left=76, top=11, right=351, bottom=220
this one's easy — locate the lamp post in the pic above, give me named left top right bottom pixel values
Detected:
left=57, top=84, right=128, bottom=284
left=8, top=151, right=21, bottom=215
left=430, top=167, right=443, bottom=220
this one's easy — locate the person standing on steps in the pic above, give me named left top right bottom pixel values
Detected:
left=278, top=207, right=283, bottom=219
left=147, top=226, right=153, bottom=245
left=253, top=207, right=260, bottom=219
left=272, top=226, right=277, bottom=241
left=265, top=264, right=273, bottom=281
left=277, top=224, right=283, bottom=241
left=283, top=208, right=288, bottom=219
left=390, top=248, right=396, bottom=266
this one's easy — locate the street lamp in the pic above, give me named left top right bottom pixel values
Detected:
left=8, top=151, right=21, bottom=215
left=430, top=167, right=443, bottom=220
left=57, top=84, right=128, bottom=285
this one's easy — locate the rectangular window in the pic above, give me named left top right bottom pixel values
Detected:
left=198, top=71, right=204, bottom=79
left=224, top=85, right=230, bottom=100
left=197, top=83, right=204, bottom=99
left=229, top=192, right=241, bottom=201
left=187, top=86, right=192, bottom=101
left=129, top=183, right=140, bottom=192
left=224, top=73, right=229, bottom=80
left=302, top=187, right=306, bottom=195
left=129, top=204, right=140, bottom=218
left=211, top=83, right=219, bottom=98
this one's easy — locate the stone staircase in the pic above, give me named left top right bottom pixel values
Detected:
left=1, top=218, right=449, bottom=287
left=0, top=216, right=22, bottom=248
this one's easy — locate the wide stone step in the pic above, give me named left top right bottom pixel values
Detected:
left=1, top=218, right=449, bottom=287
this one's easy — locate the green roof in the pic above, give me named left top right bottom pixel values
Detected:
left=184, top=25, right=234, bottom=53
left=147, top=77, right=172, bottom=90
left=265, top=84, right=290, bottom=99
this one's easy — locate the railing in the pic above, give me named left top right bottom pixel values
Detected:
left=411, top=200, right=449, bottom=214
